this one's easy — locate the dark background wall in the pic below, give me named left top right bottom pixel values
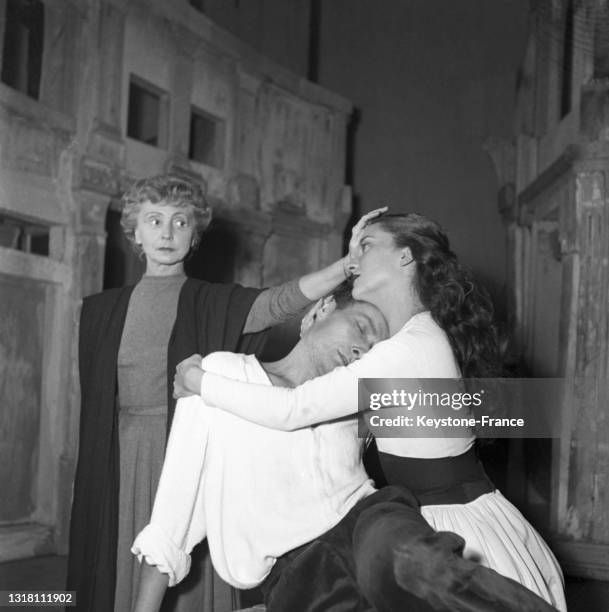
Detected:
left=315, top=0, right=529, bottom=313
left=199, top=0, right=311, bottom=75
left=192, top=0, right=529, bottom=312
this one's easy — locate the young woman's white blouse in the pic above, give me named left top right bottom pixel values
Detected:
left=199, top=312, right=567, bottom=610
left=201, top=311, right=475, bottom=459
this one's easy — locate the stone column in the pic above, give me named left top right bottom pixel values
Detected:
left=165, top=22, right=198, bottom=172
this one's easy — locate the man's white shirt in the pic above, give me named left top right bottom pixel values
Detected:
left=132, top=352, right=375, bottom=589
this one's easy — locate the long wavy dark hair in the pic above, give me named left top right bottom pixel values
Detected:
left=368, top=213, right=503, bottom=378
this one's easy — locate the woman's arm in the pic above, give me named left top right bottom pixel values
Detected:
left=242, top=260, right=348, bottom=333
left=176, top=339, right=405, bottom=430
left=201, top=365, right=358, bottom=430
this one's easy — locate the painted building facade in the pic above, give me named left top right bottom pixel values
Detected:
left=0, top=0, right=352, bottom=561
left=487, top=0, right=609, bottom=580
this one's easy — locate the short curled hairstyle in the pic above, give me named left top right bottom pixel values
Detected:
left=120, top=174, right=212, bottom=255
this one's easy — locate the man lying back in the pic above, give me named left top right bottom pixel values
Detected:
left=132, top=294, right=557, bottom=612
left=132, top=293, right=383, bottom=604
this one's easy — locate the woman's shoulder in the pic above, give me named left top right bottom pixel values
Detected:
left=179, top=277, right=246, bottom=302
left=80, top=287, right=136, bottom=331
left=179, top=278, right=261, bottom=321
left=400, top=311, right=440, bottom=332
left=387, top=312, right=459, bottom=376
left=395, top=312, right=450, bottom=346
left=182, top=278, right=209, bottom=290
left=181, top=277, right=259, bottom=297
left=83, top=285, right=133, bottom=309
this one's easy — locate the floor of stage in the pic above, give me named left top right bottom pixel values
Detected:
left=0, top=554, right=607, bottom=611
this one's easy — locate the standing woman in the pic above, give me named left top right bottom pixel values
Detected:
left=67, top=174, right=356, bottom=612
left=176, top=212, right=567, bottom=611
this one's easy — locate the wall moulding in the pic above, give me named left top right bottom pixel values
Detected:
left=0, top=84, right=75, bottom=134
left=0, top=524, right=54, bottom=564
left=518, top=149, right=578, bottom=214
left=0, top=116, right=74, bottom=180
left=124, top=0, right=352, bottom=115
left=0, top=171, right=70, bottom=227
left=167, top=20, right=203, bottom=59
left=527, top=140, right=609, bottom=204
left=552, top=538, right=609, bottom=581
left=0, top=246, right=70, bottom=287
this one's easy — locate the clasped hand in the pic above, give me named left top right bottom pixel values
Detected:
left=173, top=354, right=204, bottom=399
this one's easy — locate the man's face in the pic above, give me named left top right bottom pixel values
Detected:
left=304, top=301, right=389, bottom=376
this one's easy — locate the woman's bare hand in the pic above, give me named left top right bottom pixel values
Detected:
left=345, top=207, right=388, bottom=275
left=299, top=296, right=337, bottom=337
left=173, top=354, right=204, bottom=399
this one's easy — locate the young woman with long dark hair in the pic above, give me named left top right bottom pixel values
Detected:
left=175, top=212, right=566, bottom=611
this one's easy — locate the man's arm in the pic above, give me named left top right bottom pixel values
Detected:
left=133, top=562, right=169, bottom=612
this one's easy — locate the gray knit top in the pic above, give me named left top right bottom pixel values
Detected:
left=117, top=273, right=187, bottom=409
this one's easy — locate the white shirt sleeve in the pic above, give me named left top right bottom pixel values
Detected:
left=201, top=338, right=418, bottom=430
left=131, top=396, right=210, bottom=586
